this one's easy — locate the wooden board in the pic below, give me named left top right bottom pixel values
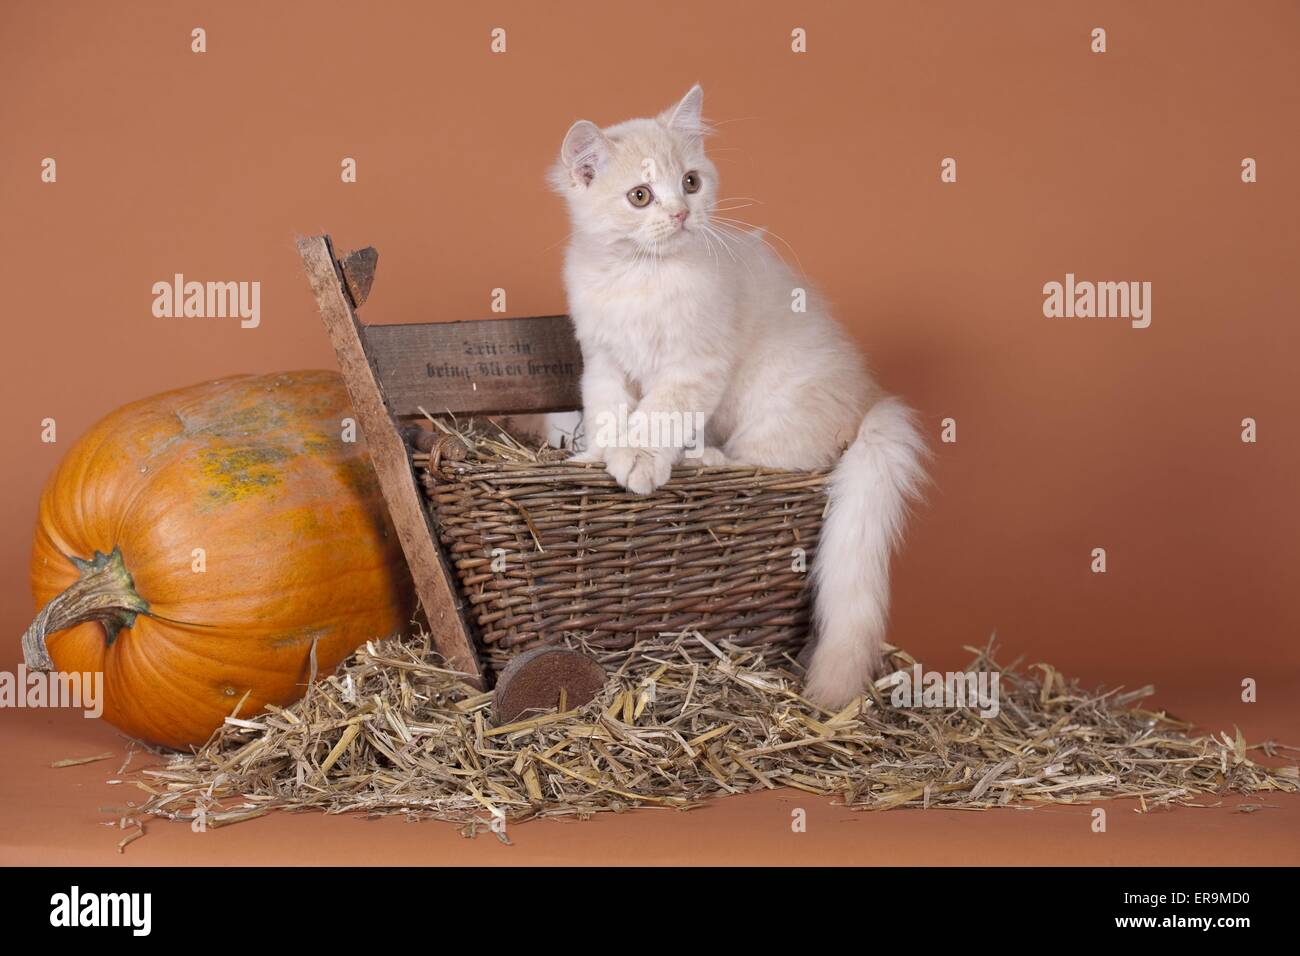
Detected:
left=297, top=235, right=483, bottom=686
left=365, top=315, right=583, bottom=417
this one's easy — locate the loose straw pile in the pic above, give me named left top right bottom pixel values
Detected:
left=129, top=419, right=1297, bottom=832
left=133, top=632, right=1298, bottom=835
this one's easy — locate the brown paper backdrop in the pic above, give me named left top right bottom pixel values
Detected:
left=2, top=1, right=1297, bottom=722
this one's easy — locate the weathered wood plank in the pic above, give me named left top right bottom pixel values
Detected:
left=365, top=315, right=583, bottom=417
left=297, top=235, right=483, bottom=686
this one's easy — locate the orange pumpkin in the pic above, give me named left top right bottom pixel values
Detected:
left=25, top=370, right=412, bottom=749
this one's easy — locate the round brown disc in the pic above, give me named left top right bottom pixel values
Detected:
left=494, top=647, right=608, bottom=723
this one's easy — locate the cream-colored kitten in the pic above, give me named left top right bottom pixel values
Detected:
left=550, top=86, right=927, bottom=707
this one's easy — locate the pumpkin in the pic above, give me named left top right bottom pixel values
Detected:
left=24, top=370, right=412, bottom=749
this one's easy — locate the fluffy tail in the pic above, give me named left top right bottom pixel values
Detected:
left=804, top=397, right=928, bottom=708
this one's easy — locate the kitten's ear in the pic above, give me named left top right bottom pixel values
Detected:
left=665, top=84, right=706, bottom=137
left=559, top=120, right=609, bottom=188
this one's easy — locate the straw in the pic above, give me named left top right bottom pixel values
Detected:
left=132, top=632, right=1297, bottom=834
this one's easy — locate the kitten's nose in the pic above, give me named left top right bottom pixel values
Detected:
left=671, top=209, right=689, bottom=227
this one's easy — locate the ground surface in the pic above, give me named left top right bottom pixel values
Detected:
left=2, top=679, right=1296, bottom=866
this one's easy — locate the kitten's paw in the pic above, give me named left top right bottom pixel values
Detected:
left=606, top=446, right=674, bottom=495
left=802, top=652, right=869, bottom=710
left=567, top=446, right=604, bottom=464
left=690, top=446, right=732, bottom=467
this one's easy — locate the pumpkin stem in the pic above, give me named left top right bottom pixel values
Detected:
left=22, top=547, right=149, bottom=672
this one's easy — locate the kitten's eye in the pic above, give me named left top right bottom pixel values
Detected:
left=627, top=185, right=654, bottom=208
left=682, top=171, right=701, bottom=194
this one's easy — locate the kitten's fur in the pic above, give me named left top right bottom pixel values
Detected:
left=550, top=86, right=927, bottom=707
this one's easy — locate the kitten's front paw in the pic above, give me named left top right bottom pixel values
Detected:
left=567, top=446, right=605, bottom=464
left=692, top=446, right=732, bottom=467
left=606, top=446, right=675, bottom=495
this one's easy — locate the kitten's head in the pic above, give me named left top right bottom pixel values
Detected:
left=549, top=85, right=718, bottom=257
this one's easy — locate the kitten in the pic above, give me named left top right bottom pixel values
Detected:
left=549, top=86, right=928, bottom=707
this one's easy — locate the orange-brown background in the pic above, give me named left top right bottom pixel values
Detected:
left=1, top=1, right=1297, bottom=864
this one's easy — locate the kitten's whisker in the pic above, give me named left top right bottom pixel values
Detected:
left=710, top=217, right=805, bottom=275
left=619, top=240, right=652, bottom=280
left=541, top=230, right=577, bottom=253
left=698, top=227, right=724, bottom=272
left=708, top=220, right=789, bottom=278
left=706, top=233, right=722, bottom=271
left=701, top=223, right=754, bottom=281
left=700, top=224, right=738, bottom=264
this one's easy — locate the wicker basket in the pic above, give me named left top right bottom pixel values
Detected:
left=423, top=457, right=829, bottom=675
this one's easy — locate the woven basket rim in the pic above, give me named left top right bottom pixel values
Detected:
left=430, top=457, right=832, bottom=488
